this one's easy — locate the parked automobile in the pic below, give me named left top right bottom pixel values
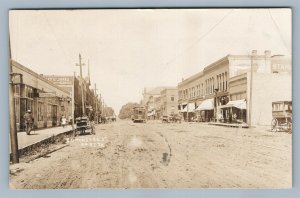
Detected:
left=75, top=116, right=94, bottom=135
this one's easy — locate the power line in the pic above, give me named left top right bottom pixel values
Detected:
left=163, top=9, right=235, bottom=68
left=43, top=12, right=75, bottom=70
left=268, top=9, right=290, bottom=53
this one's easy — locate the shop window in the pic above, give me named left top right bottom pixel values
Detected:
left=27, top=100, right=33, bottom=111
left=38, top=102, right=44, bottom=121
left=47, top=104, right=52, bottom=120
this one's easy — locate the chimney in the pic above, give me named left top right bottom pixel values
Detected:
left=264, top=50, right=271, bottom=57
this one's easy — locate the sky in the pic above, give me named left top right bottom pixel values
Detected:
left=9, top=9, right=291, bottom=114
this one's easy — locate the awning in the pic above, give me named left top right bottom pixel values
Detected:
left=181, top=103, right=195, bottom=112
left=218, top=99, right=246, bottom=109
left=147, top=111, right=155, bottom=116
left=195, top=99, right=214, bottom=111
left=148, top=106, right=154, bottom=110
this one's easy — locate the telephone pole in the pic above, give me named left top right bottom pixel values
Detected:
left=76, top=54, right=86, bottom=116
left=9, top=37, right=19, bottom=163
left=249, top=50, right=256, bottom=127
left=94, top=83, right=98, bottom=123
left=9, top=60, right=19, bottom=164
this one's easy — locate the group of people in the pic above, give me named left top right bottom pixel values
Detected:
left=23, top=109, right=113, bottom=135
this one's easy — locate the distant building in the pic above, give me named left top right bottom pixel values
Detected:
left=45, top=75, right=102, bottom=120
left=160, top=87, right=178, bottom=116
left=142, top=87, right=169, bottom=120
left=11, top=61, right=71, bottom=131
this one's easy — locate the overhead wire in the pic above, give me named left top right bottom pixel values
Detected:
left=268, top=9, right=291, bottom=54
left=43, top=12, right=78, bottom=72
left=163, top=9, right=235, bottom=69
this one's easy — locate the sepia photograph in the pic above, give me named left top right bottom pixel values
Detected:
left=8, top=8, right=292, bottom=189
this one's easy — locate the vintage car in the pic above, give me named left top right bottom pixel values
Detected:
left=75, top=116, right=94, bottom=135
left=162, top=114, right=182, bottom=123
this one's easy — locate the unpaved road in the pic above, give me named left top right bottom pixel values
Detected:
left=10, top=120, right=291, bottom=189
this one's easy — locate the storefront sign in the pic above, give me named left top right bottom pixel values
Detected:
left=271, top=64, right=291, bottom=73
left=46, top=77, right=73, bottom=85
left=39, top=92, right=56, bottom=98
left=271, top=57, right=291, bottom=73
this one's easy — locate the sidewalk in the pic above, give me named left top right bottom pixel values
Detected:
left=208, top=122, right=249, bottom=128
left=10, top=125, right=73, bottom=153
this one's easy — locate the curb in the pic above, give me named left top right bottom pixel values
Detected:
left=10, top=129, right=75, bottom=162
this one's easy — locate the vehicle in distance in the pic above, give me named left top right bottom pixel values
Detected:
left=132, top=106, right=146, bottom=123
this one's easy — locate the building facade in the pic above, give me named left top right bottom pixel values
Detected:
left=178, top=50, right=291, bottom=126
left=160, top=87, right=178, bottom=116
left=142, top=87, right=168, bottom=120
left=11, top=61, right=72, bottom=131
left=178, top=56, right=229, bottom=122
left=228, top=53, right=291, bottom=126
left=45, top=75, right=102, bottom=120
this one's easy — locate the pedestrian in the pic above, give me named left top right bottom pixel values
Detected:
left=68, top=115, right=72, bottom=125
left=23, top=109, right=34, bottom=135
left=61, top=115, right=67, bottom=128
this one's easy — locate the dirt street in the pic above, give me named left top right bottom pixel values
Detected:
left=9, top=120, right=292, bottom=189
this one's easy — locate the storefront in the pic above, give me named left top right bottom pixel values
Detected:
left=217, top=99, right=247, bottom=123
left=11, top=61, right=71, bottom=131
left=180, top=103, right=196, bottom=121
left=194, top=99, right=214, bottom=122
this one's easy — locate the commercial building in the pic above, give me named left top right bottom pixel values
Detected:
left=178, top=50, right=291, bottom=126
left=142, top=87, right=168, bottom=119
left=228, top=52, right=291, bottom=126
left=160, top=87, right=178, bottom=116
left=11, top=60, right=72, bottom=131
left=44, top=75, right=102, bottom=121
left=178, top=55, right=229, bottom=122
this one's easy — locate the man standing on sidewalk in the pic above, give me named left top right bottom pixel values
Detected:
left=61, top=115, right=67, bottom=128
left=24, top=109, right=34, bottom=135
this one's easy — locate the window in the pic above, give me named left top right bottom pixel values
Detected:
left=225, top=72, right=228, bottom=90
left=212, top=77, right=214, bottom=92
left=38, top=102, right=44, bottom=121
left=26, top=86, right=33, bottom=98
left=47, top=104, right=52, bottom=120
left=222, top=73, right=225, bottom=91
left=171, top=96, right=174, bottom=101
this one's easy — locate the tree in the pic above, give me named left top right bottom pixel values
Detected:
left=104, top=106, right=114, bottom=117
left=118, top=102, right=140, bottom=119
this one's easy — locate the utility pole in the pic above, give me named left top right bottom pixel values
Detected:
left=249, top=50, right=256, bottom=127
left=9, top=59, right=19, bottom=164
left=9, top=36, right=19, bottom=163
left=71, top=72, right=76, bottom=137
left=94, top=83, right=98, bottom=123
left=76, top=54, right=85, bottom=116
left=102, top=99, right=105, bottom=116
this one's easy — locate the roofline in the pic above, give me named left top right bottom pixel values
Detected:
left=11, top=60, right=70, bottom=95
